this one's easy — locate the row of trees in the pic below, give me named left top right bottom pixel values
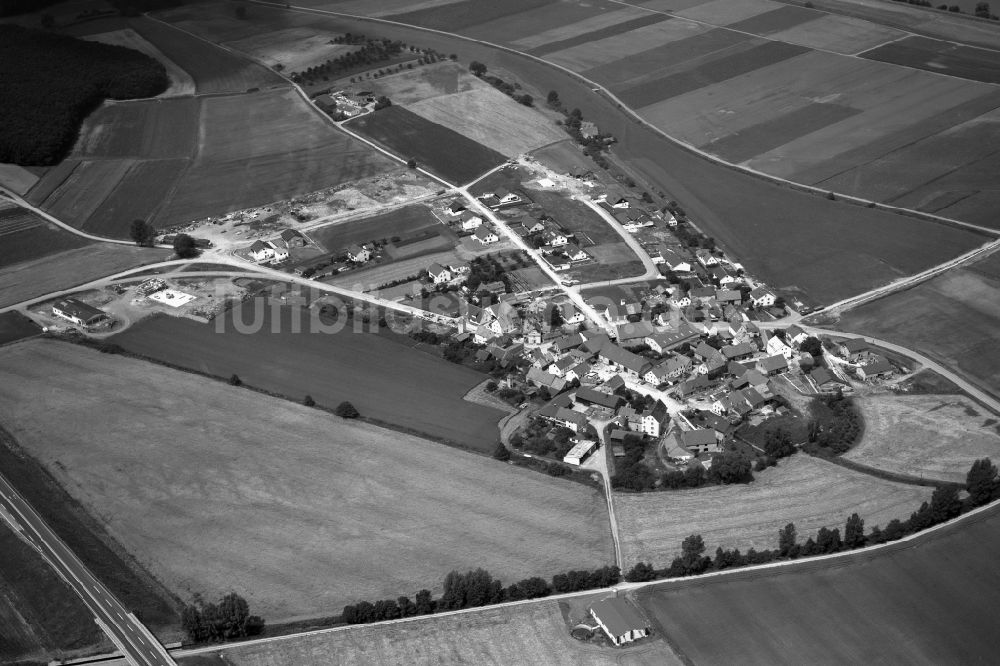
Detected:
left=626, top=458, right=1000, bottom=582
left=342, top=565, right=621, bottom=625
left=888, top=0, right=999, bottom=18
left=1, top=25, right=168, bottom=165
left=290, top=37, right=407, bottom=84
left=469, top=62, right=534, bottom=106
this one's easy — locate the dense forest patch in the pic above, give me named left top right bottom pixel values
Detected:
left=0, top=25, right=168, bottom=165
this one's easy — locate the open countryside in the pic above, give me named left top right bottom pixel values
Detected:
left=2, top=0, right=1000, bottom=662
left=0, top=340, right=613, bottom=622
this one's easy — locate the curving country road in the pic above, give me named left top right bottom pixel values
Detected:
left=0, top=476, right=175, bottom=666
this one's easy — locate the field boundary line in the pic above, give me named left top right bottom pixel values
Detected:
left=250, top=0, right=1000, bottom=245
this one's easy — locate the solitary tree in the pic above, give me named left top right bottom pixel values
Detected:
left=303, top=395, right=316, bottom=407
left=335, top=401, right=359, bottom=418
left=492, top=441, right=510, bottom=461
left=173, top=233, right=199, bottom=259
left=228, top=374, right=242, bottom=386
left=469, top=61, right=487, bottom=77
left=406, top=158, right=417, bottom=169
left=129, top=219, right=156, bottom=246
left=546, top=90, right=560, bottom=107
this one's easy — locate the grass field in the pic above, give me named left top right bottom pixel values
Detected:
left=0, top=163, right=39, bottom=195
left=0, top=423, right=181, bottom=638
left=0, top=244, right=170, bottom=308
left=613, top=455, right=930, bottom=567
left=846, top=394, right=1000, bottom=483
left=127, top=16, right=287, bottom=94
left=0, top=340, right=613, bottom=622
left=308, top=204, right=441, bottom=252
left=636, top=504, right=1000, bottom=665
left=348, top=106, right=506, bottom=184
left=111, top=304, right=506, bottom=450
left=0, top=311, right=41, bottom=344
left=835, top=254, right=1000, bottom=399
left=211, top=596, right=677, bottom=665
left=0, top=524, right=108, bottom=664
left=83, top=28, right=196, bottom=97
left=0, top=204, right=91, bottom=268
left=861, top=35, right=1000, bottom=84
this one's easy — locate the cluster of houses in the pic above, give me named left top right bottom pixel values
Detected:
left=249, top=228, right=307, bottom=264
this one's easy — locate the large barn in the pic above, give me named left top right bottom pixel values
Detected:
left=51, top=298, right=109, bottom=328
left=590, top=597, right=651, bottom=646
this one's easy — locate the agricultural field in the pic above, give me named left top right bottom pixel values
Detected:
left=0, top=525, right=109, bottom=664
left=613, top=455, right=930, bottom=567
left=0, top=311, right=41, bottom=345
left=387, top=0, right=557, bottom=31
left=222, top=27, right=358, bottom=72
left=636, top=505, right=1000, bottom=665
left=368, top=0, right=1000, bottom=229
left=111, top=303, right=506, bottom=450
left=0, top=203, right=92, bottom=268
left=126, top=16, right=287, bottom=94
left=0, top=340, right=613, bottom=622
left=835, top=252, right=1000, bottom=400
left=83, top=28, right=196, bottom=97
left=0, top=163, right=39, bottom=195
left=0, top=244, right=170, bottom=309
left=845, top=394, right=1000, bottom=484
left=307, top=204, right=441, bottom=252
left=348, top=106, right=507, bottom=184
left=209, top=596, right=677, bottom=665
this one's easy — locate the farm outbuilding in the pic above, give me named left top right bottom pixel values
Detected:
left=590, top=597, right=650, bottom=646
left=563, top=439, right=598, bottom=466
left=52, top=298, right=109, bottom=328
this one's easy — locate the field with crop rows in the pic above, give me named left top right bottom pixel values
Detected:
left=613, top=455, right=930, bottom=567
left=348, top=106, right=506, bottom=184
left=846, top=394, right=1000, bottom=483
left=0, top=203, right=91, bottom=268
left=0, top=340, right=613, bottom=622
left=366, top=0, right=1000, bottom=228
left=308, top=204, right=441, bottom=252
left=636, top=505, right=1000, bottom=665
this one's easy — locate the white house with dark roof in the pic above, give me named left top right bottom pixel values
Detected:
left=52, top=298, right=110, bottom=328
left=249, top=240, right=274, bottom=262
left=750, top=286, right=776, bottom=307
left=459, top=211, right=483, bottom=230
left=474, top=226, right=499, bottom=244
left=589, top=598, right=650, bottom=646
left=447, top=200, right=466, bottom=216
left=427, top=263, right=451, bottom=284
left=347, top=244, right=371, bottom=262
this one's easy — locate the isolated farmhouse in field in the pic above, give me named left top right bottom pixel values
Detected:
left=52, top=298, right=109, bottom=328
left=590, top=597, right=651, bottom=646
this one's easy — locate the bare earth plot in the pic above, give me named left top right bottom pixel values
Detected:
left=82, top=28, right=196, bottom=97
left=111, top=304, right=507, bottom=451
left=0, top=340, right=613, bottom=622
left=835, top=252, right=1000, bottom=400
left=636, top=504, right=1000, bottom=665
left=0, top=244, right=170, bottom=309
left=408, top=86, right=565, bottom=156
left=846, top=394, right=1000, bottom=483
left=613, top=455, right=930, bottom=567
left=211, top=597, right=677, bottom=666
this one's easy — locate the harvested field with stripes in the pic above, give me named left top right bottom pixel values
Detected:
left=0, top=204, right=91, bottom=268
left=613, top=455, right=930, bottom=567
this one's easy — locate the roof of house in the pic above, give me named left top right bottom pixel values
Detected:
left=842, top=338, right=868, bottom=353
left=347, top=244, right=366, bottom=255
left=526, top=367, right=567, bottom=392
left=677, top=374, right=710, bottom=395
left=722, top=342, right=755, bottom=359
left=616, top=320, right=655, bottom=342
left=250, top=240, right=269, bottom=252
left=787, top=324, right=806, bottom=338
left=590, top=598, right=648, bottom=638
left=744, top=369, right=768, bottom=387
left=474, top=226, right=495, bottom=240
left=751, top=286, right=774, bottom=299
left=690, top=287, right=716, bottom=299
left=694, top=341, right=722, bottom=360
left=53, top=297, right=106, bottom=321
left=863, top=355, right=893, bottom=375
left=646, top=323, right=697, bottom=349
left=811, top=367, right=838, bottom=386
left=758, top=355, right=788, bottom=372
left=681, top=429, right=718, bottom=447
left=599, top=344, right=651, bottom=374
left=716, top=289, right=742, bottom=302
left=428, top=262, right=448, bottom=276
left=604, top=375, right=626, bottom=391
left=448, top=200, right=466, bottom=212
left=575, top=387, right=623, bottom=410
left=280, top=228, right=303, bottom=241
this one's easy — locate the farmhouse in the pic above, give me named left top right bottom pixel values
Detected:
left=537, top=404, right=588, bottom=432
left=765, top=333, right=795, bottom=359
left=598, top=344, right=651, bottom=379
left=526, top=367, right=567, bottom=393
left=681, top=428, right=721, bottom=454
left=756, top=354, right=789, bottom=377
left=590, top=598, right=650, bottom=646
left=645, top=325, right=698, bottom=354
left=280, top=228, right=306, bottom=247
left=563, top=439, right=598, bottom=466
left=618, top=402, right=669, bottom=438
left=839, top=338, right=869, bottom=360
left=447, top=200, right=466, bottom=216
left=427, top=263, right=451, bottom=284
left=474, top=226, right=499, bottom=244
left=858, top=355, right=894, bottom=381
left=52, top=298, right=110, bottom=328
left=750, top=286, right=776, bottom=308
left=574, top=387, right=624, bottom=411
left=347, top=244, right=371, bottom=263
left=249, top=240, right=274, bottom=262
left=659, top=248, right=692, bottom=273
left=810, top=367, right=842, bottom=393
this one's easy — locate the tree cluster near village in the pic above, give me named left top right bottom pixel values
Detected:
left=625, top=458, right=1000, bottom=583
left=0, top=25, right=167, bottom=165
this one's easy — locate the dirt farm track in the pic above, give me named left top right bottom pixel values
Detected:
left=0, top=340, right=614, bottom=623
